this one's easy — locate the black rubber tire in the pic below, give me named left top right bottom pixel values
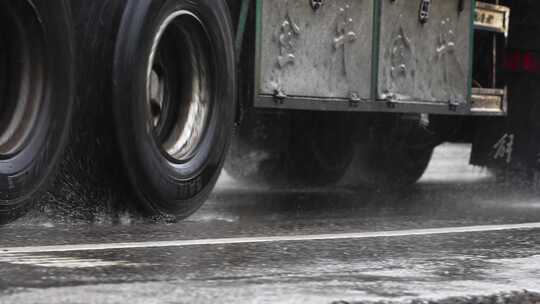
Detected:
left=0, top=1, right=75, bottom=224
left=225, top=111, right=355, bottom=186
left=288, top=111, right=356, bottom=185
left=343, top=114, right=438, bottom=190
left=114, top=0, right=236, bottom=218
left=69, top=0, right=236, bottom=220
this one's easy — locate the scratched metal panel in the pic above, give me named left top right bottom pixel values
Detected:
left=378, top=0, right=473, bottom=104
left=257, top=0, right=373, bottom=99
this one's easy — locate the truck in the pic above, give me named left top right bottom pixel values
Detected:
left=0, top=0, right=528, bottom=224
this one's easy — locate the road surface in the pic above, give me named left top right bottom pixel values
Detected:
left=0, top=144, right=539, bottom=304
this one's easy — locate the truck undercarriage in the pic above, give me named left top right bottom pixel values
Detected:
left=0, top=0, right=538, bottom=224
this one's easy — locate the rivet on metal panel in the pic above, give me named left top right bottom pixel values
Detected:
left=448, top=100, right=459, bottom=111
left=273, top=89, right=287, bottom=104
left=382, top=93, right=397, bottom=108
left=349, top=92, right=361, bottom=107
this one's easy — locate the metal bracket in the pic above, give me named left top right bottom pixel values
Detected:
left=381, top=93, right=397, bottom=108
left=310, top=0, right=323, bottom=11
left=349, top=92, right=361, bottom=107
left=474, top=2, right=511, bottom=37
left=273, top=89, right=287, bottom=104
left=419, top=0, right=431, bottom=24
left=448, top=100, right=460, bottom=112
left=379, top=92, right=398, bottom=109
left=386, top=100, right=397, bottom=109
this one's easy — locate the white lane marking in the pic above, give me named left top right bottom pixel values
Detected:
left=1, top=222, right=540, bottom=254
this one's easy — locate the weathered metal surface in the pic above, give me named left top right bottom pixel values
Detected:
left=254, top=0, right=506, bottom=117
left=257, top=0, right=373, bottom=100
left=474, top=2, right=510, bottom=37
left=470, top=88, right=506, bottom=113
left=378, top=0, right=473, bottom=105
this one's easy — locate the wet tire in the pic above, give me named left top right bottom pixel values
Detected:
left=0, top=0, right=74, bottom=223
left=288, top=112, right=356, bottom=185
left=226, top=111, right=355, bottom=186
left=343, top=114, right=438, bottom=189
left=70, top=0, right=236, bottom=220
left=115, top=0, right=236, bottom=218
left=0, top=1, right=74, bottom=224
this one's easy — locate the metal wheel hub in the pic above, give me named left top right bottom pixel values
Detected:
left=146, top=10, right=213, bottom=163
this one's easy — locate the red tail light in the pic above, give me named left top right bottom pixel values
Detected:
left=504, top=50, right=540, bottom=73
left=523, top=52, right=540, bottom=73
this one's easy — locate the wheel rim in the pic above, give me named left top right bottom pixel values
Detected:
left=0, top=3, right=45, bottom=158
left=146, top=10, right=212, bottom=163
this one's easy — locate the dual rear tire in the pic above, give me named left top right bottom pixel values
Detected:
left=0, top=0, right=236, bottom=223
left=342, top=114, right=437, bottom=189
left=226, top=111, right=436, bottom=190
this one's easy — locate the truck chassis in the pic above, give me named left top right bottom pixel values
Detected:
left=2, top=0, right=536, bottom=224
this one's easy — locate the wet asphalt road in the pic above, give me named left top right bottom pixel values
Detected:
left=1, top=144, right=540, bottom=303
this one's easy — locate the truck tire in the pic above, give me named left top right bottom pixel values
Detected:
left=70, top=0, right=236, bottom=220
left=288, top=112, right=356, bottom=185
left=225, top=111, right=355, bottom=186
left=115, top=0, right=236, bottom=218
left=343, top=114, right=437, bottom=189
left=0, top=1, right=74, bottom=224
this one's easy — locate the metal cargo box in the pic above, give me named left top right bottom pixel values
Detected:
left=256, top=0, right=374, bottom=101
left=254, top=0, right=505, bottom=116
left=378, top=0, right=473, bottom=105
